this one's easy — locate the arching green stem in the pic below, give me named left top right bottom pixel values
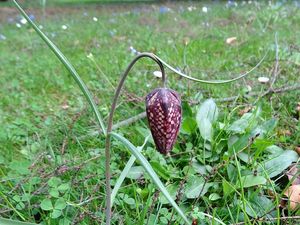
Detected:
left=105, top=53, right=165, bottom=224
left=154, top=51, right=268, bottom=84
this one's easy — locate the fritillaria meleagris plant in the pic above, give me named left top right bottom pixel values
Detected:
left=146, top=88, right=181, bottom=154
left=95, top=52, right=266, bottom=225
left=12, top=2, right=267, bottom=222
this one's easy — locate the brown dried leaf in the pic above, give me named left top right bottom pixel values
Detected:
left=282, top=185, right=300, bottom=210
left=286, top=165, right=300, bottom=185
left=295, top=146, right=300, bottom=155
left=238, top=106, right=252, bottom=116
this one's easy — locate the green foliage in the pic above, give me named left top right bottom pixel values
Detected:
left=1, top=0, right=300, bottom=224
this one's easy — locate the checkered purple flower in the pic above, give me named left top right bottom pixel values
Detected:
left=146, top=88, right=182, bottom=154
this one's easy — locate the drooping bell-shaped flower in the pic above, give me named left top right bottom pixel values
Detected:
left=145, top=88, right=182, bottom=154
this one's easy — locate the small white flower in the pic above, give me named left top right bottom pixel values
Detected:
left=61, top=25, right=68, bottom=30
left=20, top=18, right=27, bottom=24
left=202, top=6, right=208, bottom=13
left=258, top=76, right=270, bottom=84
left=16, top=23, right=21, bottom=28
left=38, top=25, right=43, bottom=29
left=93, top=17, right=98, bottom=22
left=153, top=71, right=162, bottom=78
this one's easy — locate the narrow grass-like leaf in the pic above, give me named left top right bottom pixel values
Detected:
left=0, top=218, right=38, bottom=225
left=13, top=0, right=106, bottom=135
left=111, top=135, right=150, bottom=206
left=110, top=132, right=190, bottom=224
left=0, top=191, right=25, bottom=221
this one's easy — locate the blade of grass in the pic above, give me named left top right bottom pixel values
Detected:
left=13, top=0, right=106, bottom=135
left=0, top=191, right=25, bottom=221
left=111, top=135, right=150, bottom=206
left=0, top=218, right=38, bottom=225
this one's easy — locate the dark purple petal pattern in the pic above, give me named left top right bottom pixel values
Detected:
left=146, top=88, right=182, bottom=154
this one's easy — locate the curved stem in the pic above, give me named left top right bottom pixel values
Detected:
left=105, top=53, right=165, bottom=225
left=154, top=51, right=268, bottom=84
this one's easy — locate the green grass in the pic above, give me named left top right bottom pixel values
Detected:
left=1, top=1, right=300, bottom=224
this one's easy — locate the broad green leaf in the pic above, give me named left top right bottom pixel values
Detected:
left=182, top=101, right=193, bottom=118
left=59, top=219, right=71, bottom=225
left=40, top=199, right=53, bottom=211
left=228, top=134, right=251, bottom=155
left=9, top=160, right=30, bottom=175
left=222, top=179, right=234, bottom=196
left=227, top=164, right=237, bottom=182
left=258, top=150, right=299, bottom=178
left=227, top=113, right=253, bottom=134
left=209, top=193, right=221, bottom=201
left=253, top=139, right=274, bottom=155
left=48, top=177, right=61, bottom=188
left=159, top=183, right=178, bottom=204
left=196, top=99, right=219, bottom=123
left=191, top=160, right=207, bottom=175
left=0, top=218, right=38, bottom=225
left=49, top=189, right=59, bottom=198
left=54, top=198, right=67, bottom=210
left=265, top=145, right=284, bottom=157
left=238, top=175, right=266, bottom=188
left=251, top=118, right=277, bottom=138
left=110, top=132, right=191, bottom=224
left=126, top=166, right=144, bottom=179
left=245, top=195, right=274, bottom=218
left=198, top=118, right=212, bottom=141
left=196, top=99, right=218, bottom=141
left=51, top=209, right=62, bottom=219
left=185, top=175, right=212, bottom=199
left=118, top=194, right=136, bottom=206
left=57, top=183, right=70, bottom=192
left=181, top=117, right=197, bottom=134
left=237, top=152, right=250, bottom=163
left=150, top=161, right=170, bottom=180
